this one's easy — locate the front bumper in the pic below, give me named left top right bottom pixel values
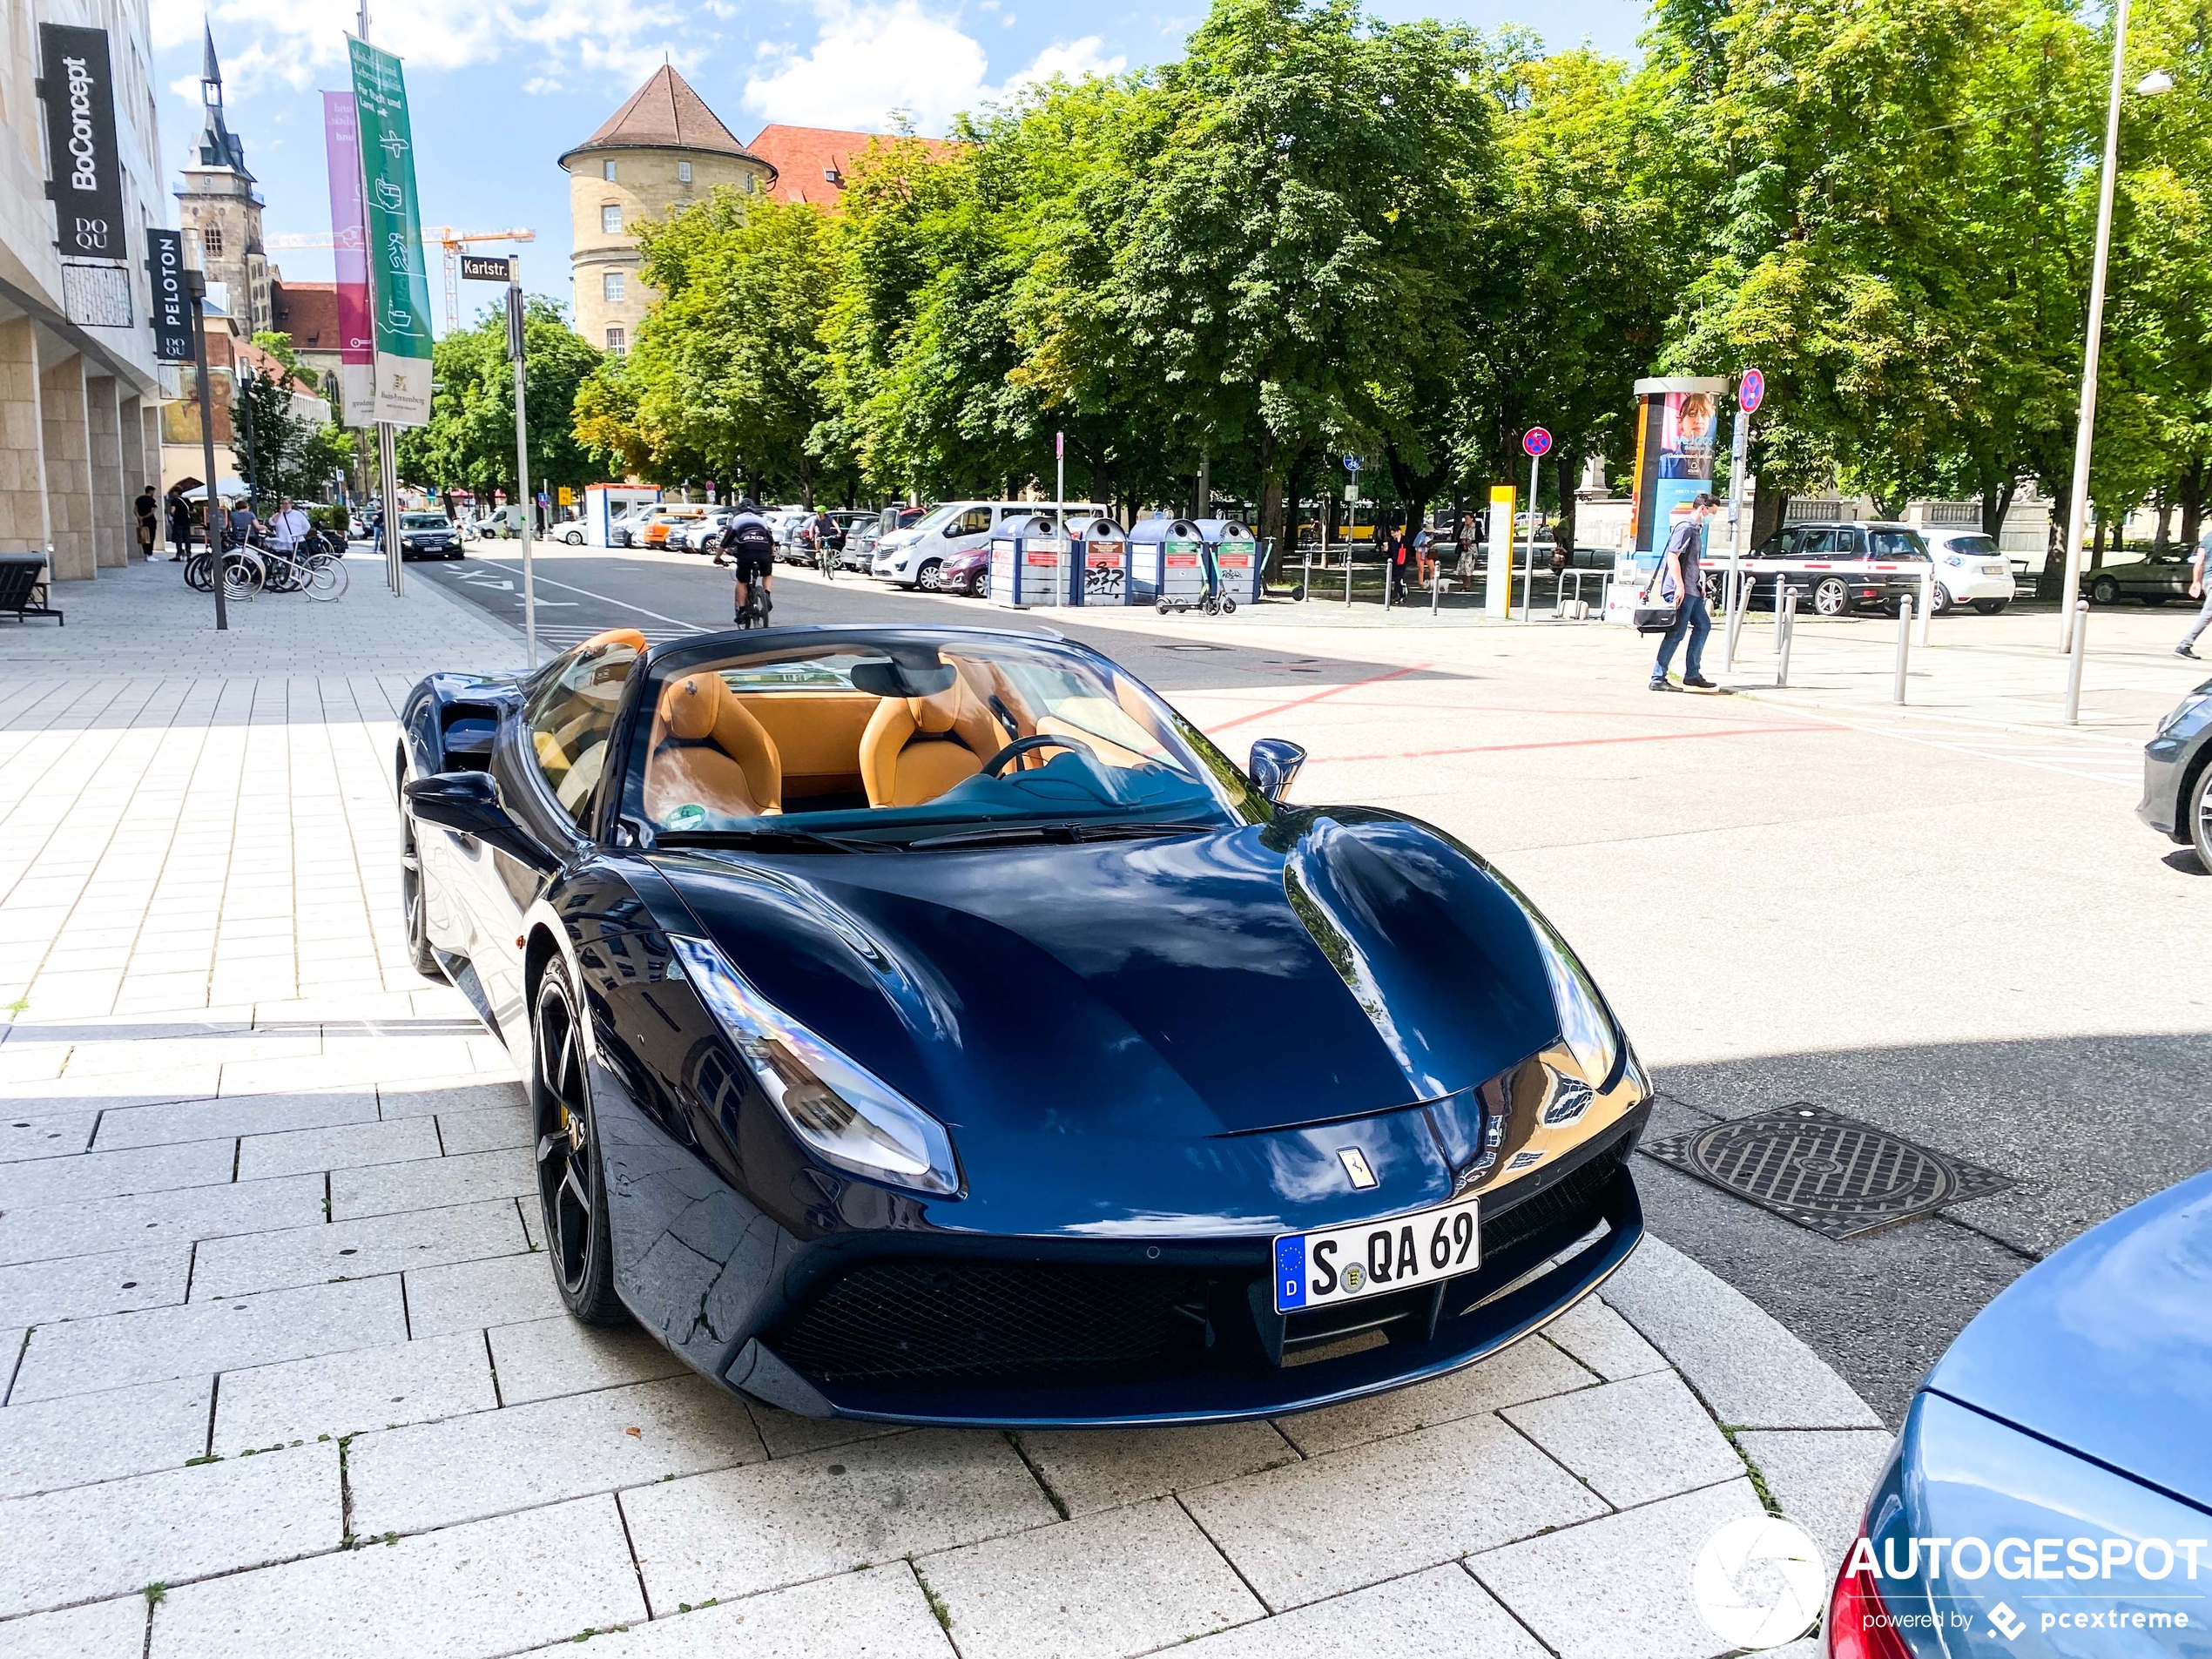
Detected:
left=2138, top=732, right=2194, bottom=840
left=727, top=1111, right=1646, bottom=1427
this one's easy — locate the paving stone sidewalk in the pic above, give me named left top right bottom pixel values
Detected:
left=0, top=558, right=1886, bottom=1659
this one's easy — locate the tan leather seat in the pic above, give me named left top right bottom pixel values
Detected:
left=859, top=678, right=1002, bottom=806
left=646, top=671, right=782, bottom=822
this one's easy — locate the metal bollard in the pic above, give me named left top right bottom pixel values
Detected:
left=1919, top=568, right=1933, bottom=649
left=1893, top=590, right=1913, bottom=704
left=1345, top=548, right=1353, bottom=607
left=1301, top=544, right=1311, bottom=603
left=2065, top=597, right=2087, bottom=725
left=1723, top=565, right=1746, bottom=671
left=1777, top=590, right=1797, bottom=687
left=1431, top=563, right=1440, bottom=618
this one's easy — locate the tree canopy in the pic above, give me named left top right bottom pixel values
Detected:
left=568, top=0, right=2212, bottom=549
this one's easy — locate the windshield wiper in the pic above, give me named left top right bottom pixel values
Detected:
left=902, top=821, right=1207, bottom=851
left=655, top=826, right=896, bottom=855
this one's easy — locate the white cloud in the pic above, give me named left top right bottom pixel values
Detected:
left=742, top=0, right=1124, bottom=134
left=151, top=0, right=689, bottom=95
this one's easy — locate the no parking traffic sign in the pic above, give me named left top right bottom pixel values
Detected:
left=1739, top=368, right=1765, bottom=413
left=1523, top=428, right=1551, bottom=458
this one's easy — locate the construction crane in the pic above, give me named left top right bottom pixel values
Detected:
left=264, top=226, right=537, bottom=333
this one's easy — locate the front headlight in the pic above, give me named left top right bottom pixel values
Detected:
left=2158, top=692, right=2212, bottom=737
left=1526, top=915, right=1622, bottom=1086
left=669, top=934, right=960, bottom=1196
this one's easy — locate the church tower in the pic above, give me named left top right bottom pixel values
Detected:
left=173, top=25, right=271, bottom=334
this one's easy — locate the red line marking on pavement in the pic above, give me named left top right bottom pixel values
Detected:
left=1204, top=662, right=1433, bottom=733
left=1309, top=723, right=1838, bottom=764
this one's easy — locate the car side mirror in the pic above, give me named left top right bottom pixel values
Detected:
left=1247, top=738, right=1307, bottom=804
left=404, top=772, right=556, bottom=869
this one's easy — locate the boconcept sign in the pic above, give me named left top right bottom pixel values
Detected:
left=38, top=24, right=126, bottom=260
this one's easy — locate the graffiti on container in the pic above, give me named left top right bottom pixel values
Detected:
left=1085, top=563, right=1125, bottom=601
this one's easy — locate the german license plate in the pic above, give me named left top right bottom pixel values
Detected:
left=1272, top=1197, right=1480, bottom=1314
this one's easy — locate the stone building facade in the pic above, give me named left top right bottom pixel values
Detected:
left=1, top=0, right=169, bottom=582
left=559, top=66, right=773, bottom=358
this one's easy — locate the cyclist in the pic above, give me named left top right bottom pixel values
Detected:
left=808, top=508, right=842, bottom=579
left=716, top=499, right=778, bottom=625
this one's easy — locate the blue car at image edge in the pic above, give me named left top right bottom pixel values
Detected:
left=1829, top=1168, right=2212, bottom=1657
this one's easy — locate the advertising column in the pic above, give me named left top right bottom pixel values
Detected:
left=1606, top=375, right=1728, bottom=625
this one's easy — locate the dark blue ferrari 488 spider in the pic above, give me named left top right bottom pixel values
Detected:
left=397, top=623, right=1650, bottom=1426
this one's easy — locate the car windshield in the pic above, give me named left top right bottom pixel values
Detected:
left=402, top=514, right=448, bottom=529
left=909, top=503, right=962, bottom=534
left=626, top=633, right=1258, bottom=844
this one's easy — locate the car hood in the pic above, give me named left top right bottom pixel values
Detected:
left=1924, top=1168, right=2212, bottom=1510
left=651, top=809, right=1559, bottom=1147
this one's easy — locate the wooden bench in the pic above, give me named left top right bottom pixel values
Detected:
left=0, top=554, right=63, bottom=625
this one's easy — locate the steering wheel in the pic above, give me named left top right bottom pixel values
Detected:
left=980, top=732, right=1096, bottom=778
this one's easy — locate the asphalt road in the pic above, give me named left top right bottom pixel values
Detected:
left=415, top=542, right=2212, bottom=1423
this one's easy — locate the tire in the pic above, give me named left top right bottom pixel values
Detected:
left=531, top=961, right=625, bottom=1325
left=399, top=810, right=442, bottom=981
left=915, top=558, right=943, bottom=592
left=1222, top=597, right=1238, bottom=615
left=2194, top=763, right=2212, bottom=874
left=185, top=551, right=212, bottom=592
left=2091, top=576, right=2121, bottom=606
left=1930, top=583, right=1954, bottom=617
left=1157, top=598, right=1172, bottom=615
left=1812, top=576, right=1850, bottom=617
left=1973, top=599, right=2008, bottom=615
left=563, top=529, right=584, bottom=545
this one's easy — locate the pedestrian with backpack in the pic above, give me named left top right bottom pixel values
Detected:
left=1649, top=494, right=1719, bottom=691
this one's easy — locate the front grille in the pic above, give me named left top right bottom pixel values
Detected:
left=1481, top=1134, right=1629, bottom=1258
left=770, top=1260, right=1215, bottom=1385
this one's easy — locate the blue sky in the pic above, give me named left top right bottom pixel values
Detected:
left=150, top=0, right=1648, bottom=336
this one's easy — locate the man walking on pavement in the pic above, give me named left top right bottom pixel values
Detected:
left=1651, top=493, right=1719, bottom=691
left=2175, top=523, right=2212, bottom=658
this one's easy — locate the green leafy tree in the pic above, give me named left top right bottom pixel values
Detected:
left=401, top=297, right=604, bottom=506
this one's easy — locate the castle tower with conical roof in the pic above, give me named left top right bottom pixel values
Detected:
left=559, top=66, right=777, bottom=356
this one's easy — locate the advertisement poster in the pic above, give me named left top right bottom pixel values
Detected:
left=1611, top=375, right=1727, bottom=624
left=346, top=38, right=433, bottom=428
left=40, top=24, right=133, bottom=327
left=322, top=91, right=376, bottom=426
left=146, top=228, right=192, bottom=361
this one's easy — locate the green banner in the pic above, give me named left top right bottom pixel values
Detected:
left=347, top=37, right=433, bottom=427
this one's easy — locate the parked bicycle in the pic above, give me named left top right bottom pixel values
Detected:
left=182, top=529, right=347, bottom=603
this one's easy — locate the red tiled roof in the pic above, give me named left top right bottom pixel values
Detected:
left=745, top=124, right=965, bottom=206
left=270, top=281, right=341, bottom=352
left=563, top=65, right=754, bottom=167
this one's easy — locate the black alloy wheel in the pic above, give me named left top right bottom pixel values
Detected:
left=532, top=963, right=624, bottom=1324
left=1813, top=576, right=1850, bottom=617
left=400, top=807, right=442, bottom=981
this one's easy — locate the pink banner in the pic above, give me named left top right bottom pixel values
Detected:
left=322, top=91, right=371, bottom=368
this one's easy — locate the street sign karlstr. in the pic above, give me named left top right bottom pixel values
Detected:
left=1523, top=428, right=1552, bottom=458
left=1740, top=368, right=1765, bottom=413
left=461, top=254, right=513, bottom=283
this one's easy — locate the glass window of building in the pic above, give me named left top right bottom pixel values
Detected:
left=203, top=224, right=224, bottom=257
left=601, top=204, right=622, bottom=234
left=603, top=271, right=624, bottom=303
left=678, top=161, right=692, bottom=183
left=605, top=327, right=626, bottom=356
left=603, top=159, right=617, bottom=182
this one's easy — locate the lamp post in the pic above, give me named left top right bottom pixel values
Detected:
left=2058, top=13, right=2172, bottom=652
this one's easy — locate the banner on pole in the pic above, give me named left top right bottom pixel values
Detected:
left=40, top=24, right=133, bottom=326
left=347, top=38, right=434, bottom=427
left=322, top=91, right=376, bottom=427
left=145, top=229, right=192, bottom=361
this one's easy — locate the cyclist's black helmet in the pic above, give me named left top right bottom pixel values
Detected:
left=736, top=498, right=762, bottom=513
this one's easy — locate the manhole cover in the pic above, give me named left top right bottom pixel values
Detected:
left=1640, top=1104, right=2013, bottom=1239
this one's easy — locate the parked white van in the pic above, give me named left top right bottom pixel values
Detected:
left=871, top=501, right=1111, bottom=590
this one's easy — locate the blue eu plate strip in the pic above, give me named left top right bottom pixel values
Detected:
left=1274, top=1234, right=1306, bottom=1311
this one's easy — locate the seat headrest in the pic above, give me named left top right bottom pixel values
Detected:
left=580, top=626, right=648, bottom=655
left=658, top=672, right=725, bottom=742
left=908, top=685, right=963, bottom=735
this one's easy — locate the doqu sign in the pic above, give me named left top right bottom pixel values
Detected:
left=38, top=25, right=125, bottom=260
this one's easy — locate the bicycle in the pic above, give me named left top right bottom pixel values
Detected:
left=734, top=577, right=773, bottom=631
left=260, top=536, right=348, bottom=601
left=816, top=536, right=840, bottom=581
left=184, top=541, right=264, bottom=602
